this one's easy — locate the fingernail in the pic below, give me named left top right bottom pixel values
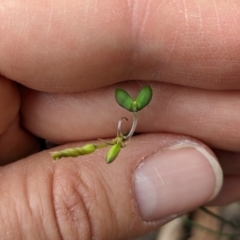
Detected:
left=133, top=144, right=223, bottom=221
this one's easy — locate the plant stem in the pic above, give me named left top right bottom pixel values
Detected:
left=117, top=117, right=128, bottom=136
left=184, top=217, right=240, bottom=238
left=124, top=112, right=138, bottom=140
left=200, top=207, right=240, bottom=230
left=95, top=143, right=111, bottom=149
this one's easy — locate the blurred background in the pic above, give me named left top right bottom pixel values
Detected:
left=135, top=203, right=240, bottom=240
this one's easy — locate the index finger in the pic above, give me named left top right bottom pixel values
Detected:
left=0, top=0, right=240, bottom=92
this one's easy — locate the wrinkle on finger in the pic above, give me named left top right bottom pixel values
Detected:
left=1, top=1, right=240, bottom=91
left=0, top=0, right=133, bottom=92
left=0, top=77, right=20, bottom=135
left=0, top=116, right=40, bottom=165
left=129, top=0, right=240, bottom=90
left=0, top=77, right=39, bottom=164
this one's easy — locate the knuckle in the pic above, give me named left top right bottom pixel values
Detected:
left=52, top=161, right=118, bottom=240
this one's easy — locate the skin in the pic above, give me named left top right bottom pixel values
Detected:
left=1, top=0, right=240, bottom=239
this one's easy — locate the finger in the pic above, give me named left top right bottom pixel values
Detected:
left=0, top=77, right=19, bottom=134
left=1, top=0, right=240, bottom=91
left=206, top=150, right=240, bottom=205
left=215, top=149, right=240, bottom=175
left=0, top=77, right=39, bottom=164
left=208, top=175, right=240, bottom=206
left=0, top=134, right=222, bottom=239
left=0, top=116, right=40, bottom=164
left=21, top=82, right=240, bottom=151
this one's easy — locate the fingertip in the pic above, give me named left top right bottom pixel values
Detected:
left=134, top=142, right=223, bottom=221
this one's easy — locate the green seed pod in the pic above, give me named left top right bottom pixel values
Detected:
left=51, top=143, right=96, bottom=161
left=106, top=143, right=121, bottom=163
left=115, top=88, right=134, bottom=112
left=135, top=86, right=152, bottom=111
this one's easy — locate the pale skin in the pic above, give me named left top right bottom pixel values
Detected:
left=1, top=0, right=240, bottom=239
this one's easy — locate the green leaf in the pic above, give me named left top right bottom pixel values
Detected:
left=135, top=86, right=152, bottom=111
left=115, top=88, right=134, bottom=111
left=106, top=143, right=121, bottom=163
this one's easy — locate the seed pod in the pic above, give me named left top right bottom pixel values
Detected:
left=115, top=88, right=134, bottom=111
left=106, top=143, right=121, bottom=163
left=135, top=86, right=152, bottom=111
left=51, top=143, right=96, bottom=161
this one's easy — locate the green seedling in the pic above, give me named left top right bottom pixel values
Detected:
left=51, top=85, right=153, bottom=163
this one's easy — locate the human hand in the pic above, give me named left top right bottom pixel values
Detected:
left=0, top=0, right=240, bottom=239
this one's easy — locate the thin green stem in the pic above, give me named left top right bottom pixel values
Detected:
left=200, top=207, right=240, bottom=230
left=95, top=143, right=111, bottom=149
left=184, top=217, right=240, bottom=238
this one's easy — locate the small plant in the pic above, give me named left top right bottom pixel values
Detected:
left=51, top=86, right=153, bottom=163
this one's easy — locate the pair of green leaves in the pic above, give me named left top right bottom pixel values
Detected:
left=115, top=85, right=152, bottom=112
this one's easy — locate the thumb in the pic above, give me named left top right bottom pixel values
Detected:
left=0, top=134, right=222, bottom=240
